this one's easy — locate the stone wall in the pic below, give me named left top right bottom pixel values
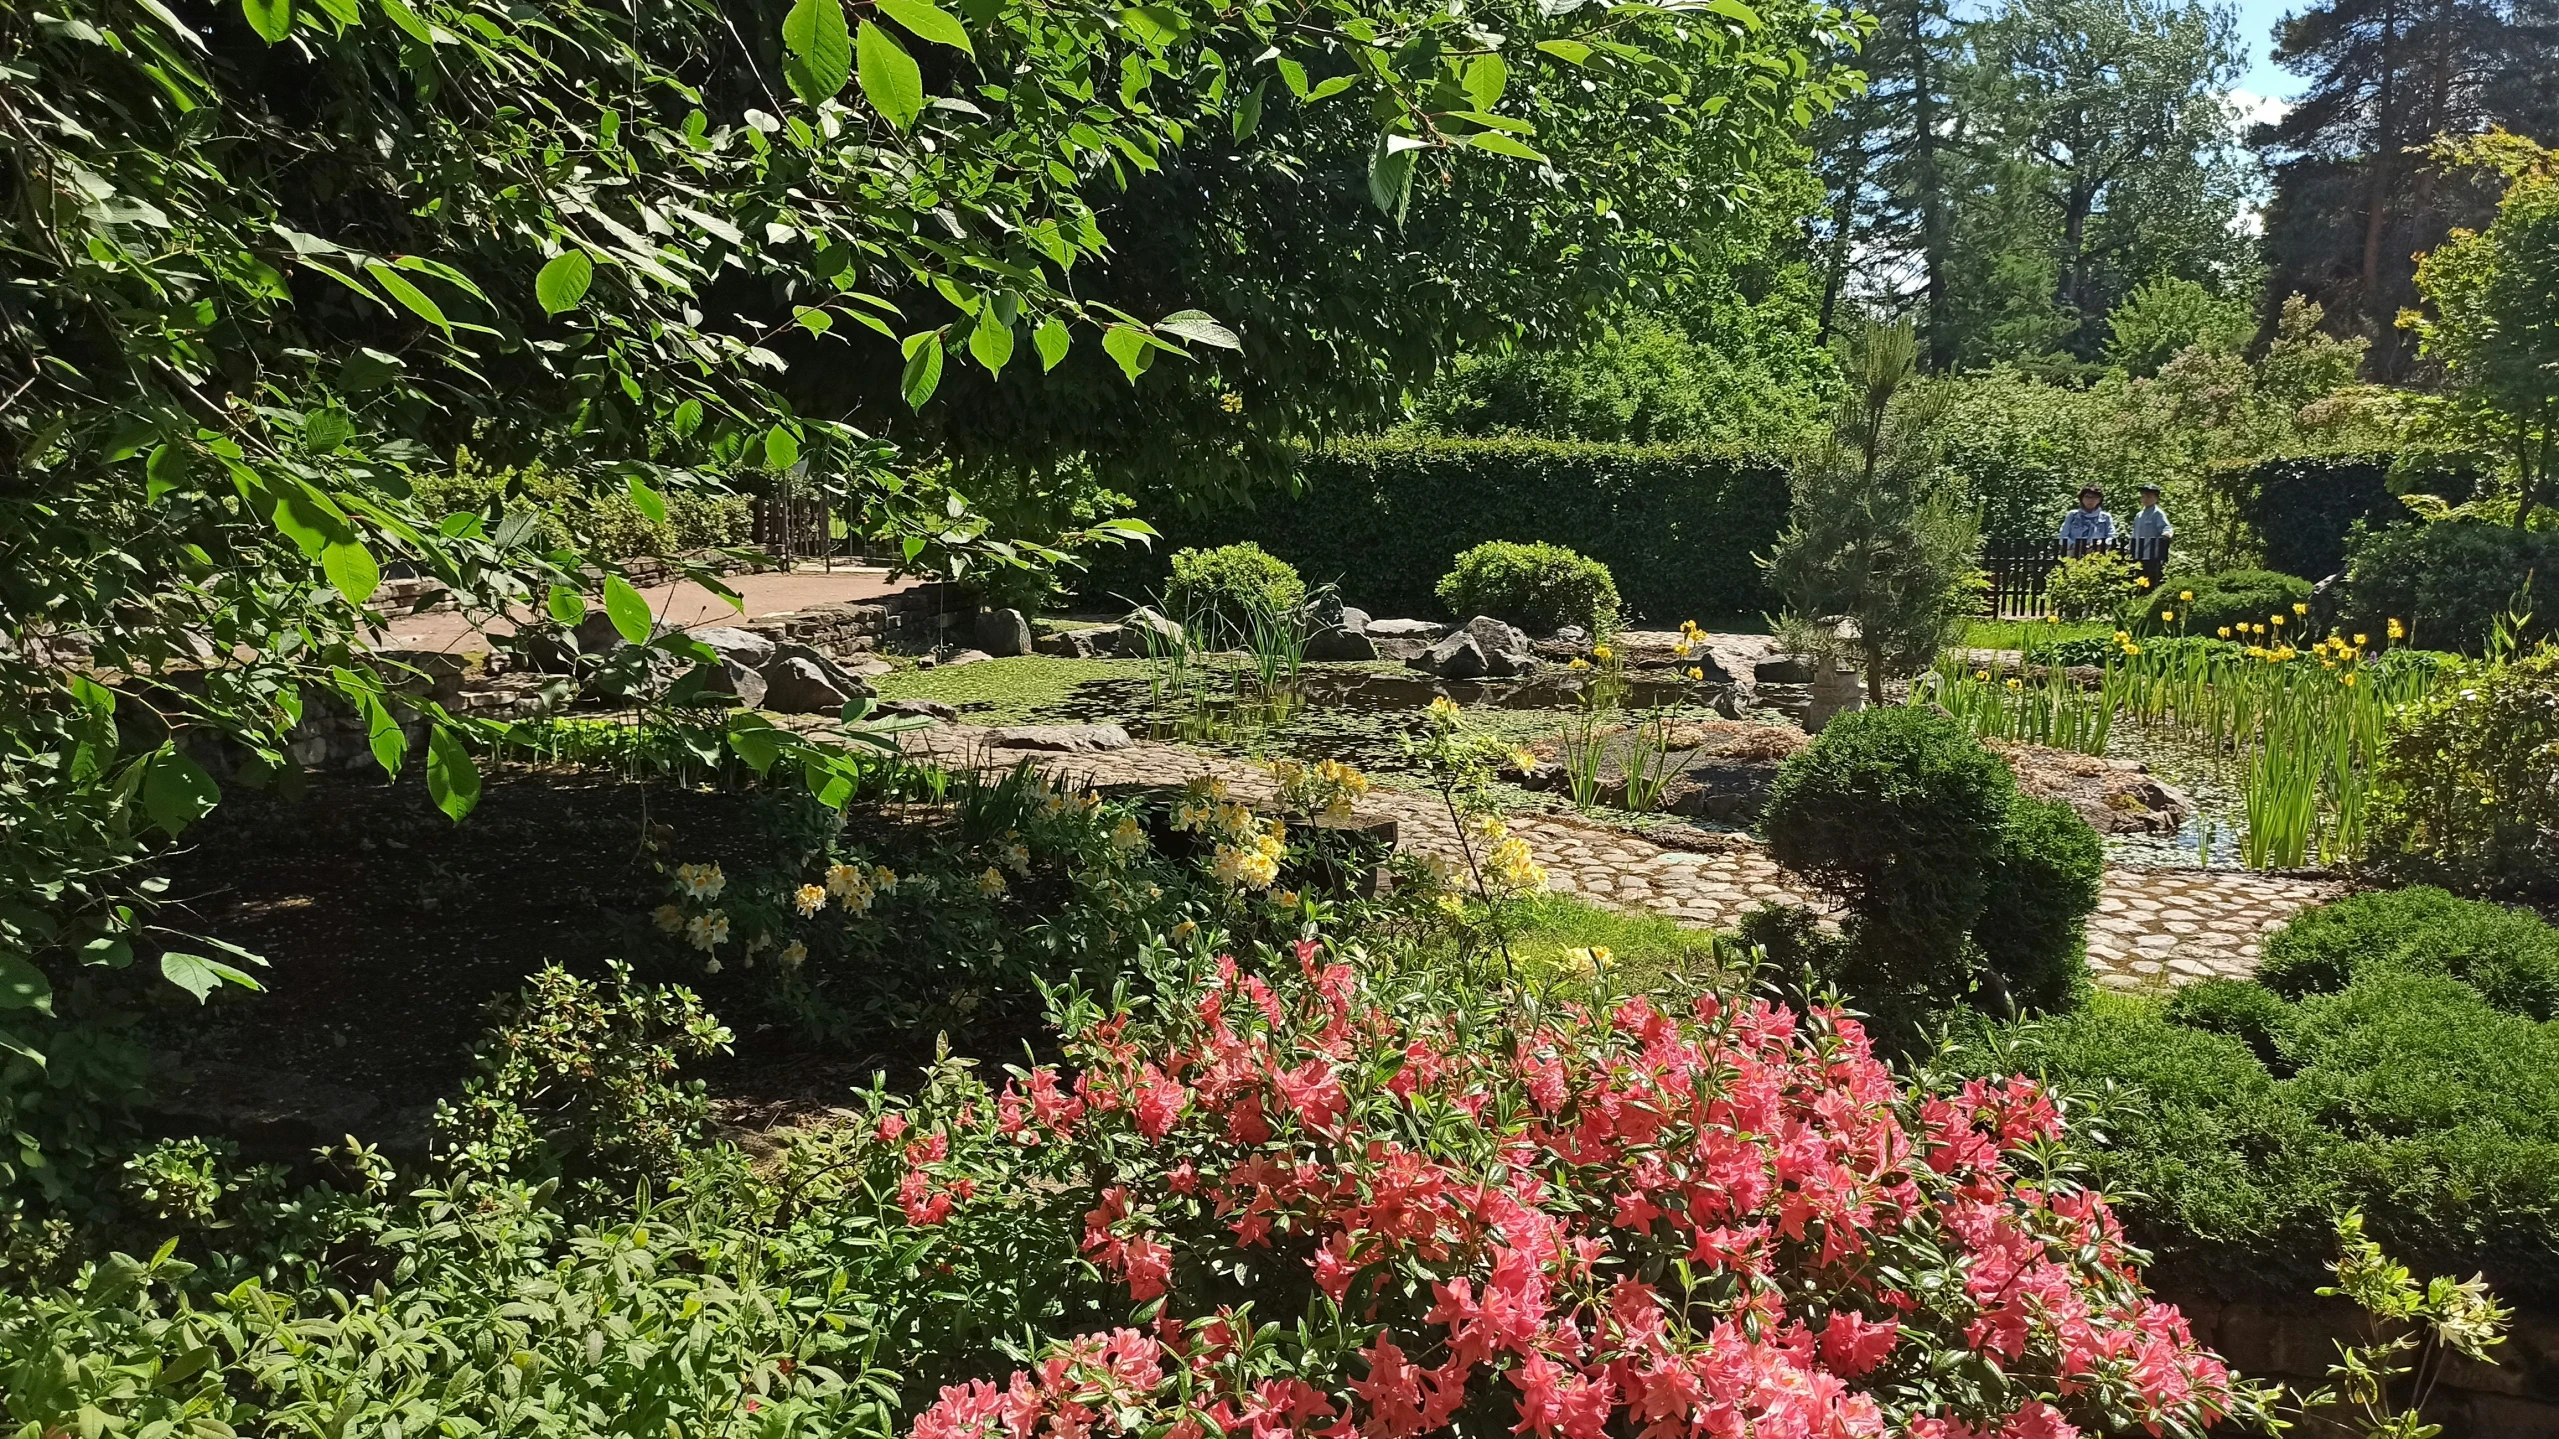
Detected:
left=726, top=581, right=970, bottom=656
left=2170, top=1290, right=2559, bottom=1437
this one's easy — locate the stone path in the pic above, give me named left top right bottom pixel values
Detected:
left=898, top=727, right=2342, bottom=990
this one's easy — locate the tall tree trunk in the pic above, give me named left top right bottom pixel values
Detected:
left=1907, top=0, right=1957, bottom=370
left=2361, top=0, right=2403, bottom=320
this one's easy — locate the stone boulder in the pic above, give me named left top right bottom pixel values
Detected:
left=1754, top=655, right=1818, bottom=685
left=877, top=698, right=958, bottom=722
left=987, top=723, right=1134, bottom=752
left=974, top=607, right=1035, bottom=657
left=1306, top=605, right=1377, bottom=661
left=758, top=643, right=875, bottom=714
left=1363, top=617, right=1446, bottom=661
left=1120, top=606, right=1184, bottom=656
left=1410, top=631, right=1488, bottom=680
left=690, top=627, right=775, bottom=706
left=1463, top=616, right=1537, bottom=677
left=1037, top=626, right=1116, bottom=659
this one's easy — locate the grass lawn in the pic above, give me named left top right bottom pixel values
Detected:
left=872, top=655, right=1134, bottom=723
left=1960, top=618, right=2112, bottom=650
left=1506, top=891, right=1744, bottom=993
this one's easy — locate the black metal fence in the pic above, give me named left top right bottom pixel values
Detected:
left=1982, top=537, right=2171, bottom=618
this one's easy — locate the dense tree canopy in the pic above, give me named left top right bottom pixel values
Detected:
left=0, top=0, right=1857, bottom=1080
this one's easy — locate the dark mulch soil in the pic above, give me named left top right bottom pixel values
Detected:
left=144, top=768, right=981, bottom=1157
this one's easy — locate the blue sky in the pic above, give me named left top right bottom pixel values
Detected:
left=2228, top=0, right=2303, bottom=115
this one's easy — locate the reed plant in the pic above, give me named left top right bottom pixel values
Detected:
left=1914, top=659, right=2111, bottom=755
left=1622, top=710, right=1678, bottom=813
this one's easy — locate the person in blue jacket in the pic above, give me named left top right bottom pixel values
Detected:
left=2058, top=486, right=2113, bottom=553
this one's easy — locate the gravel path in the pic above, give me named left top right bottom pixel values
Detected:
left=895, top=726, right=2340, bottom=990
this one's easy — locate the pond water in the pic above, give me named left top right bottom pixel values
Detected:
left=1013, top=661, right=2268, bottom=870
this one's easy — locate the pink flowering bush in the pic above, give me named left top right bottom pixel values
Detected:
left=852, top=936, right=2278, bottom=1439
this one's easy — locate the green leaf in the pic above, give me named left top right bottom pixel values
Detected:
left=670, top=398, right=704, bottom=438
left=1232, top=80, right=1265, bottom=140
left=161, top=952, right=264, bottom=1004
left=764, top=425, right=802, bottom=471
left=535, top=251, right=593, bottom=315
left=270, top=486, right=344, bottom=559
left=901, top=332, right=945, bottom=408
left=603, top=574, right=654, bottom=644
left=1466, top=131, right=1547, bottom=161
left=783, top=0, right=855, bottom=103
left=425, top=726, right=481, bottom=821
left=969, top=306, right=1015, bottom=376
left=301, top=407, right=353, bottom=454
left=625, top=476, right=668, bottom=525
left=1535, top=39, right=1591, bottom=64
left=1368, top=137, right=1418, bottom=218
left=323, top=539, right=380, bottom=606
left=1154, top=309, right=1240, bottom=350
left=856, top=21, right=924, bottom=129
left=0, top=1026, right=42, bottom=1066
left=145, top=443, right=192, bottom=503
left=1034, top=318, right=1071, bottom=372
left=364, top=262, right=450, bottom=331
left=1463, top=53, right=1508, bottom=109
left=876, top=0, right=973, bottom=54
left=359, top=692, right=407, bottom=778
left=143, top=747, right=219, bottom=837
left=1276, top=57, right=1309, bottom=98
left=727, top=717, right=784, bottom=774
left=803, top=758, right=855, bottom=808
left=338, top=347, right=404, bottom=392
left=1102, top=325, right=1151, bottom=382
left=547, top=585, right=588, bottom=626
left=378, top=0, right=434, bottom=42
left=241, top=0, right=291, bottom=42
left=0, top=954, right=53, bottom=1015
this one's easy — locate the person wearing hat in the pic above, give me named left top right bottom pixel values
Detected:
left=2058, top=485, right=2114, bottom=554
left=2129, top=483, right=2173, bottom=587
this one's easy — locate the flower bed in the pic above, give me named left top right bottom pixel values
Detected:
left=869, top=938, right=2270, bottom=1439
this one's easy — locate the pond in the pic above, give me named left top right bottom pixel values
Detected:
left=2098, top=723, right=2252, bottom=869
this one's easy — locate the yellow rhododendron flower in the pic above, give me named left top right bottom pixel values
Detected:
left=675, top=862, right=726, bottom=900
left=653, top=904, right=686, bottom=934
left=794, top=884, right=827, bottom=917
left=977, top=867, right=1008, bottom=897
left=685, top=910, right=729, bottom=952
left=780, top=940, right=807, bottom=967
left=1110, top=816, right=1147, bottom=853
left=1563, top=945, right=1611, bottom=975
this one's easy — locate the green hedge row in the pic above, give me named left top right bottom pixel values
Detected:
left=1088, top=436, right=1792, bottom=625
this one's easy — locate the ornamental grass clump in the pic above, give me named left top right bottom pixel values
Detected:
left=881, top=936, right=2272, bottom=1439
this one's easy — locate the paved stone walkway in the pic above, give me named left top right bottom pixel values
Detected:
left=898, top=727, right=2342, bottom=990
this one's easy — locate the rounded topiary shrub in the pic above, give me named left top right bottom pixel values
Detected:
left=1971, top=794, right=2104, bottom=1014
left=2260, top=885, right=2559, bottom=1018
left=2162, top=977, right=2297, bottom=1068
left=2126, top=568, right=2313, bottom=637
left=1762, top=706, right=2016, bottom=999
left=1434, top=540, right=1621, bottom=634
left=2370, top=647, right=2559, bottom=899
left=1163, top=542, right=1306, bottom=633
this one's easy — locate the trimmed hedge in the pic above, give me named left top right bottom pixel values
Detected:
left=1086, top=436, right=1790, bottom=624
left=2230, top=454, right=2407, bottom=581
left=1436, top=541, right=1621, bottom=634
left=2260, top=886, right=2559, bottom=1018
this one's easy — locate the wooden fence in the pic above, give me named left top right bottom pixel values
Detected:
left=1982, top=537, right=2170, bottom=618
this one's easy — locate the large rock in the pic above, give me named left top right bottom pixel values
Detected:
left=1364, top=617, right=1446, bottom=661
left=1410, top=631, right=1488, bottom=680
left=1120, top=606, right=1184, bottom=657
left=758, top=643, right=875, bottom=713
left=690, top=627, right=775, bottom=706
left=1755, top=655, right=1818, bottom=685
left=877, top=698, right=958, bottom=723
left=987, top=724, right=1134, bottom=752
left=1463, top=616, right=1537, bottom=678
left=1306, top=605, right=1377, bottom=661
left=975, top=607, right=1035, bottom=657
left=1037, top=626, right=1115, bottom=659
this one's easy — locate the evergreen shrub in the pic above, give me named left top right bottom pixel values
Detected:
left=2125, top=569, right=2312, bottom=636
left=2231, top=454, right=2408, bottom=580
left=1434, top=540, right=1620, bottom=633
left=1973, top=795, right=2105, bottom=1014
left=2260, top=885, right=2559, bottom=1017
left=2160, top=977, right=2296, bottom=1067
